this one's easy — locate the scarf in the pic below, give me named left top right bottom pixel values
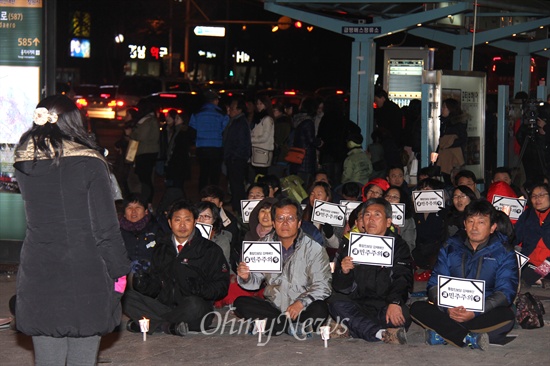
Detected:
left=120, top=212, right=151, bottom=232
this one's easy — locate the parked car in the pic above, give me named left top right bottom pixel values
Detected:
left=270, top=90, right=311, bottom=108
left=85, top=85, right=120, bottom=120
left=72, top=84, right=99, bottom=110
left=139, top=91, right=203, bottom=123
left=115, top=76, right=200, bottom=120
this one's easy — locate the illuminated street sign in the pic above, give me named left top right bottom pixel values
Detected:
left=0, top=0, right=42, bottom=65
left=194, top=26, right=226, bottom=37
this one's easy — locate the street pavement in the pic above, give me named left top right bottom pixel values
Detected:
left=1, top=272, right=549, bottom=366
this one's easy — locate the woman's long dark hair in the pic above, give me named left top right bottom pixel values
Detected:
left=384, top=185, right=414, bottom=219
left=18, top=94, right=101, bottom=165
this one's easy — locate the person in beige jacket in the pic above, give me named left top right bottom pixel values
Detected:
left=250, top=95, right=275, bottom=176
left=129, top=98, right=160, bottom=206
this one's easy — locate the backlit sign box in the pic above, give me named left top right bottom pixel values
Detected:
left=194, top=26, right=225, bottom=37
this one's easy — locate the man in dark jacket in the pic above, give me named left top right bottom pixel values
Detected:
left=224, top=97, right=252, bottom=213
left=123, top=199, right=229, bottom=336
left=329, top=198, right=413, bottom=344
left=410, top=200, right=518, bottom=350
left=374, top=88, right=403, bottom=147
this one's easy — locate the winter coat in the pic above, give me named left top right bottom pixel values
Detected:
left=439, top=113, right=468, bottom=152
left=290, top=113, right=316, bottom=175
left=142, top=230, right=230, bottom=306
left=250, top=113, right=275, bottom=167
left=238, top=229, right=332, bottom=311
left=189, top=103, right=229, bottom=148
left=14, top=139, right=130, bottom=337
left=130, top=112, right=160, bottom=155
left=514, top=207, right=550, bottom=266
left=165, top=124, right=194, bottom=182
left=428, top=231, right=518, bottom=315
left=317, top=110, right=349, bottom=164
left=342, top=148, right=372, bottom=185
left=120, top=214, right=160, bottom=264
left=374, top=99, right=403, bottom=144
left=274, top=115, right=292, bottom=162
left=223, top=112, right=251, bottom=162
left=332, top=229, right=413, bottom=309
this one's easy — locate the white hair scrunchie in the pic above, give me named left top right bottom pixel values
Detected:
left=33, top=107, right=59, bottom=126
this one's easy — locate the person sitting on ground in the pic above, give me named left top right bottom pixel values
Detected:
left=302, top=181, right=345, bottom=251
left=257, top=174, right=284, bottom=199
left=200, top=185, right=241, bottom=272
left=514, top=182, right=550, bottom=287
left=412, top=178, right=448, bottom=271
left=329, top=198, right=413, bottom=345
left=443, top=185, right=477, bottom=240
left=386, top=166, right=411, bottom=198
left=247, top=182, right=269, bottom=201
left=410, top=200, right=518, bottom=350
left=213, top=198, right=279, bottom=307
left=119, top=194, right=162, bottom=286
left=234, top=198, right=332, bottom=337
left=195, top=201, right=232, bottom=268
left=341, top=132, right=372, bottom=185
left=303, top=170, right=343, bottom=204
left=337, top=202, right=367, bottom=264
left=243, top=197, right=278, bottom=242
left=340, top=181, right=362, bottom=201
left=123, top=199, right=229, bottom=336
left=384, top=186, right=416, bottom=254
left=361, top=177, right=390, bottom=202
left=454, top=170, right=481, bottom=198
left=481, top=166, right=522, bottom=198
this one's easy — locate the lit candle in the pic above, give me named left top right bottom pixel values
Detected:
left=255, top=319, right=266, bottom=344
left=320, top=325, right=330, bottom=348
left=139, top=317, right=150, bottom=341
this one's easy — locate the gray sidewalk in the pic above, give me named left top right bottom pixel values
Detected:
left=1, top=273, right=549, bottom=365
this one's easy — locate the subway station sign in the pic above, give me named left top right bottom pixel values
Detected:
left=0, top=0, right=42, bottom=65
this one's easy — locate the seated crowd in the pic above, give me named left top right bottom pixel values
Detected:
left=114, top=159, right=549, bottom=351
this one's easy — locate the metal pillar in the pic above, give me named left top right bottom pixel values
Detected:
left=421, top=83, right=432, bottom=168
left=538, top=85, right=548, bottom=101
left=349, top=39, right=376, bottom=147
left=514, top=55, right=532, bottom=96
left=45, top=0, right=56, bottom=96
left=497, top=85, right=509, bottom=167
left=452, top=48, right=471, bottom=71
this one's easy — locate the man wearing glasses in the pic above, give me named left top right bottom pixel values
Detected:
left=234, top=198, right=332, bottom=338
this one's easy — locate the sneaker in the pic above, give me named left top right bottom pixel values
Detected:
left=329, top=322, right=350, bottom=339
left=425, top=329, right=447, bottom=345
left=286, top=322, right=313, bottom=338
left=169, top=322, right=189, bottom=337
left=126, top=320, right=141, bottom=333
left=382, top=327, right=407, bottom=345
left=463, top=332, right=489, bottom=350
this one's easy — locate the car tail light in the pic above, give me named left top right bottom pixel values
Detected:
left=159, top=93, right=177, bottom=98
left=116, top=100, right=125, bottom=107
left=107, top=100, right=117, bottom=107
left=336, top=90, right=344, bottom=95
left=284, top=91, right=296, bottom=95
left=161, top=108, right=183, bottom=114
left=100, top=93, right=111, bottom=98
left=76, top=98, right=88, bottom=108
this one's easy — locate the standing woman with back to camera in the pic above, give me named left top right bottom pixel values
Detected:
left=13, top=95, right=130, bottom=365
